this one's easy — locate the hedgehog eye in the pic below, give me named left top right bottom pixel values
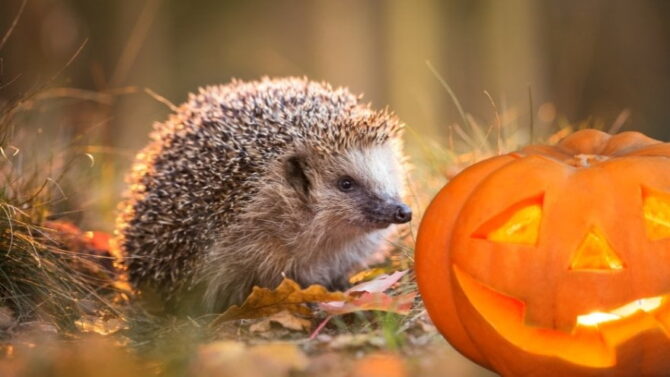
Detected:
left=337, top=176, right=356, bottom=192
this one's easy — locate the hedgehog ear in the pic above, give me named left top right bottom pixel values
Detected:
left=284, top=154, right=311, bottom=200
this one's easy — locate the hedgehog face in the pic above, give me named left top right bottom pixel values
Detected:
left=338, top=144, right=411, bottom=229
left=284, top=144, right=411, bottom=232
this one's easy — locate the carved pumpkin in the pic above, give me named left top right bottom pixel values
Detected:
left=416, top=129, right=670, bottom=376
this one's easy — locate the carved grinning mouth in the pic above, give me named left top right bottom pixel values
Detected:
left=454, top=265, right=670, bottom=368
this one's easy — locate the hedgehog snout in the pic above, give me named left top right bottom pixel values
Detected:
left=393, top=203, right=412, bottom=223
left=361, top=197, right=412, bottom=227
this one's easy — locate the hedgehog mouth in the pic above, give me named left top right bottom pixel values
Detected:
left=359, top=217, right=392, bottom=230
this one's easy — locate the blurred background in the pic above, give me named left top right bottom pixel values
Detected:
left=2, top=0, right=670, bottom=223
left=2, top=2, right=670, bottom=375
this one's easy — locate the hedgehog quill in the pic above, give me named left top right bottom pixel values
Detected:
left=116, top=77, right=411, bottom=313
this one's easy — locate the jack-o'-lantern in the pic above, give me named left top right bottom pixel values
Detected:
left=416, top=129, right=670, bottom=376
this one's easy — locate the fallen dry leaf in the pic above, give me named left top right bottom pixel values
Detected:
left=74, top=315, right=128, bottom=336
left=249, top=310, right=312, bottom=333
left=320, top=292, right=416, bottom=316
left=83, top=230, right=112, bottom=251
left=311, top=270, right=415, bottom=339
left=348, top=267, right=390, bottom=284
left=214, top=278, right=347, bottom=323
left=45, top=221, right=111, bottom=254
left=348, top=270, right=408, bottom=294
left=319, top=270, right=414, bottom=316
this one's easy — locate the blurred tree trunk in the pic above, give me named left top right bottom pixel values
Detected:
left=312, top=0, right=384, bottom=104
left=385, top=0, right=444, bottom=145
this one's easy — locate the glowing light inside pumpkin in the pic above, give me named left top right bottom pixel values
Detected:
left=643, top=193, right=670, bottom=240
left=454, top=265, right=670, bottom=368
left=569, top=228, right=623, bottom=271
left=576, top=312, right=620, bottom=326
left=487, top=204, right=542, bottom=244
left=473, top=195, right=544, bottom=245
left=577, top=297, right=664, bottom=326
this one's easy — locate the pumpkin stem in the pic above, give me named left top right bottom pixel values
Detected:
left=568, top=154, right=608, bottom=167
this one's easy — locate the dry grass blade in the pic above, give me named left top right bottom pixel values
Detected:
left=110, top=0, right=163, bottom=86
left=145, top=87, right=178, bottom=111
left=0, top=0, right=27, bottom=51
left=426, top=60, right=470, bottom=134
left=0, top=101, right=123, bottom=333
left=483, top=90, right=503, bottom=155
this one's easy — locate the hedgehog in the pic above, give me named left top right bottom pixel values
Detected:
left=115, top=77, right=411, bottom=313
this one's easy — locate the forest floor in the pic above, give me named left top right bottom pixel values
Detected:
left=0, top=96, right=502, bottom=376
left=0, top=219, right=495, bottom=377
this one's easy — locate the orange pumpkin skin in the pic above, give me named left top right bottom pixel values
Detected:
left=416, top=129, right=670, bottom=377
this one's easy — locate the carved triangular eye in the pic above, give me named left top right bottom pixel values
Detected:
left=569, top=227, right=624, bottom=271
left=473, top=195, right=543, bottom=245
left=642, top=187, right=670, bottom=241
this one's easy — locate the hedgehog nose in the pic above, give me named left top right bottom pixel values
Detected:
left=393, top=203, right=412, bottom=224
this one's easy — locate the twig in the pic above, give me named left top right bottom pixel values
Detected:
left=17, top=87, right=138, bottom=113
left=31, top=87, right=114, bottom=105
left=145, top=87, right=178, bottom=111
left=309, top=315, right=332, bottom=340
left=110, top=0, right=162, bottom=86
left=0, top=73, right=22, bottom=90
left=0, top=0, right=27, bottom=51
left=49, top=38, right=88, bottom=84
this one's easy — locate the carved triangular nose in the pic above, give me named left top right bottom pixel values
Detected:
left=569, top=227, right=624, bottom=271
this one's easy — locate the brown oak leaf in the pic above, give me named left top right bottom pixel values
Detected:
left=249, top=310, right=312, bottom=333
left=213, top=278, right=346, bottom=324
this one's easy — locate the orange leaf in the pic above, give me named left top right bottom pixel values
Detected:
left=214, top=278, right=346, bottom=323
left=83, top=231, right=112, bottom=251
